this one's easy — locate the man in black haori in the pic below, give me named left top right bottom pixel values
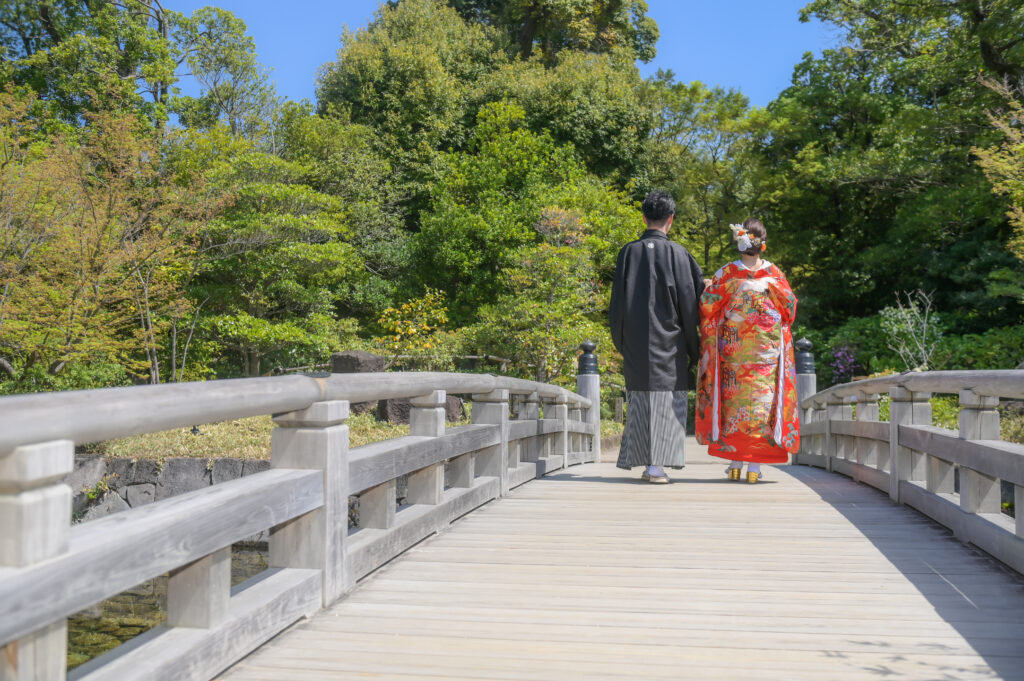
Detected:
left=609, top=190, right=704, bottom=483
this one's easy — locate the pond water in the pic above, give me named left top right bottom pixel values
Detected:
left=67, top=544, right=268, bottom=670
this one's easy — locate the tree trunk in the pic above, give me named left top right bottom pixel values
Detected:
left=518, top=7, right=538, bottom=59
left=0, top=356, right=15, bottom=380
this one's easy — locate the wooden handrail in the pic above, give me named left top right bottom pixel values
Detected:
left=794, top=369, right=1024, bottom=575
left=0, top=368, right=601, bottom=681
left=0, top=372, right=590, bottom=455
left=800, top=369, right=1024, bottom=409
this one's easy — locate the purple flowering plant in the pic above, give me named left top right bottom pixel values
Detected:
left=829, top=344, right=859, bottom=386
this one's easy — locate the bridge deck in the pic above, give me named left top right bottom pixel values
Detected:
left=220, top=443, right=1024, bottom=681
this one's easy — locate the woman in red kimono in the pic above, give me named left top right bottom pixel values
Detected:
left=695, top=219, right=799, bottom=483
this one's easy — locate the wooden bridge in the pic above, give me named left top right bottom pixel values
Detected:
left=2, top=357, right=1024, bottom=680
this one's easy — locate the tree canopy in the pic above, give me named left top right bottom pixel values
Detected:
left=1, top=0, right=1022, bottom=394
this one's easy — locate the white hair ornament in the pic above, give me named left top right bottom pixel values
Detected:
left=729, top=223, right=763, bottom=253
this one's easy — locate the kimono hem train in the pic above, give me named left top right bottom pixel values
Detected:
left=695, top=260, right=799, bottom=463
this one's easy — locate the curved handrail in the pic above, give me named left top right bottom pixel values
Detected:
left=0, top=372, right=590, bottom=454
left=800, top=369, right=1024, bottom=409
left=0, top=367, right=600, bottom=681
left=794, top=368, right=1024, bottom=576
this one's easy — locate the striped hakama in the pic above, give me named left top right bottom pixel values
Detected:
left=616, top=390, right=688, bottom=470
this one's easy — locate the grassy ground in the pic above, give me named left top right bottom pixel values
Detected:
left=94, top=410, right=619, bottom=460
left=92, top=410, right=485, bottom=459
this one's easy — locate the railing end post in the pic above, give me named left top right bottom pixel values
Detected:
left=576, top=342, right=601, bottom=464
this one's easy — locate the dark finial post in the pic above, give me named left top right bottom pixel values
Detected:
left=795, top=338, right=815, bottom=376
left=577, top=340, right=599, bottom=375
left=576, top=341, right=601, bottom=463
left=794, top=338, right=817, bottom=466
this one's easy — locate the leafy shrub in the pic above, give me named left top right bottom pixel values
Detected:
left=0, top=361, right=132, bottom=396
left=935, top=325, right=1024, bottom=370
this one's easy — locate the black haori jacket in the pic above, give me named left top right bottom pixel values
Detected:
left=608, top=229, right=705, bottom=392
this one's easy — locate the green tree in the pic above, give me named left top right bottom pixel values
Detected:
left=973, top=80, right=1024, bottom=303
left=476, top=49, right=654, bottom=183
left=449, top=0, right=658, bottom=62
left=756, top=0, right=1024, bottom=330
left=172, top=6, right=278, bottom=138
left=0, top=89, right=213, bottom=388
left=0, top=0, right=178, bottom=124
left=646, top=73, right=755, bottom=272
left=316, top=0, right=505, bottom=208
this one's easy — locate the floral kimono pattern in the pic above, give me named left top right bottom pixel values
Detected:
left=695, top=260, right=799, bottom=463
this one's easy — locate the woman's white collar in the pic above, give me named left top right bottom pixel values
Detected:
left=734, top=259, right=771, bottom=272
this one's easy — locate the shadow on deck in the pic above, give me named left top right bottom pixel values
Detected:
left=220, top=444, right=1024, bottom=681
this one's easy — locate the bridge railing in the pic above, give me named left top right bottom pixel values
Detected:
left=795, top=369, right=1024, bottom=574
left=0, top=367, right=601, bottom=681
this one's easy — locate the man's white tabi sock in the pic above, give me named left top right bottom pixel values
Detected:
left=647, top=465, right=666, bottom=477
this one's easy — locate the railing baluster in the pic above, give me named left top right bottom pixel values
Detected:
left=270, top=400, right=351, bottom=604
left=569, top=403, right=585, bottom=462
left=825, top=395, right=852, bottom=472
left=1016, top=485, right=1024, bottom=539
left=889, top=387, right=931, bottom=503
left=958, top=390, right=1000, bottom=441
left=359, top=481, right=396, bottom=529
left=856, top=390, right=880, bottom=469
left=405, top=391, right=447, bottom=506
left=958, top=390, right=1002, bottom=520
left=0, top=439, right=73, bottom=681
left=448, top=452, right=474, bottom=488
left=167, top=547, right=231, bottom=629
left=471, top=389, right=510, bottom=496
left=547, top=395, right=569, bottom=469
left=410, top=390, right=446, bottom=438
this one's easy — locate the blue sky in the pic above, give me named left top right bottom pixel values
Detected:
left=169, top=0, right=838, bottom=108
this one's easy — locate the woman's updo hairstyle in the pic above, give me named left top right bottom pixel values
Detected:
left=739, top=218, right=766, bottom=256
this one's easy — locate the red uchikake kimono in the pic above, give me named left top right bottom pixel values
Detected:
left=695, top=260, right=800, bottom=463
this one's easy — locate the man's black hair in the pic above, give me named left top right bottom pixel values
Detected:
left=642, top=190, right=676, bottom=224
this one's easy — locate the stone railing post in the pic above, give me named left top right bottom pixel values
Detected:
left=576, top=340, right=601, bottom=463
left=270, top=400, right=351, bottom=605
left=824, top=394, right=853, bottom=473
left=568, top=404, right=583, bottom=464
left=472, top=389, right=510, bottom=495
left=407, top=391, right=446, bottom=506
left=0, top=440, right=73, bottom=681
left=890, top=387, right=932, bottom=503
left=546, top=395, right=569, bottom=467
left=856, top=390, right=881, bottom=469
left=958, top=390, right=1001, bottom=520
left=793, top=339, right=816, bottom=466
left=518, top=391, right=542, bottom=465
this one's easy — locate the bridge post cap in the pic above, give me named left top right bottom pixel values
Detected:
left=578, top=340, right=599, bottom=375
left=795, top=338, right=813, bottom=352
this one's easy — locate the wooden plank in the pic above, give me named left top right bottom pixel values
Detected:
left=220, top=455, right=1024, bottom=681
left=831, top=457, right=890, bottom=493
left=70, top=567, right=320, bottom=681
left=507, top=420, right=538, bottom=442
left=506, top=462, right=537, bottom=489
left=830, top=420, right=889, bottom=441
left=0, top=469, right=321, bottom=645
left=900, top=480, right=1024, bottom=574
left=348, top=425, right=500, bottom=494
left=900, top=425, right=1024, bottom=485
left=347, top=479, right=499, bottom=581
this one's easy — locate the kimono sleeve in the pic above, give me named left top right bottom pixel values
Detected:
left=768, top=265, right=798, bottom=325
left=674, top=250, right=704, bottom=368
left=608, top=246, right=629, bottom=353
